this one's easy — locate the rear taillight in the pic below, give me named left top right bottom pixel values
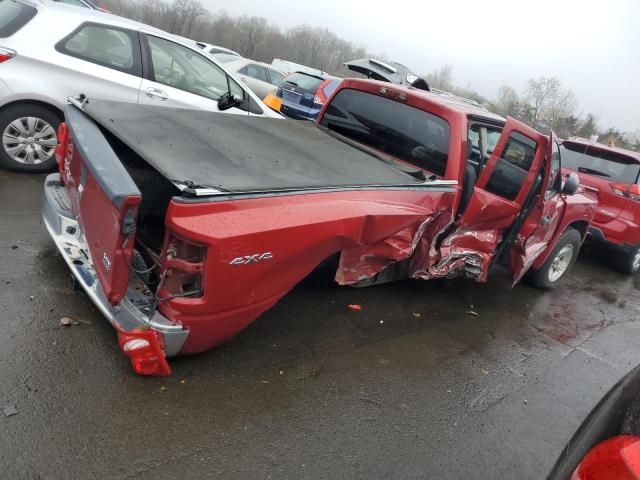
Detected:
left=117, top=328, right=171, bottom=376
left=161, top=234, right=206, bottom=299
left=572, top=435, right=640, bottom=479
left=313, top=79, right=331, bottom=105
left=0, top=47, right=16, bottom=63
left=55, top=122, right=69, bottom=176
left=611, top=183, right=640, bottom=202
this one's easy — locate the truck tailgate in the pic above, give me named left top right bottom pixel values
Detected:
left=61, top=104, right=141, bottom=305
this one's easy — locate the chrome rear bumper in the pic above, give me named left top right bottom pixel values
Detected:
left=42, top=174, right=188, bottom=357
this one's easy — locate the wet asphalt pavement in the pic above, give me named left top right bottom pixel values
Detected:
left=1, top=170, right=640, bottom=479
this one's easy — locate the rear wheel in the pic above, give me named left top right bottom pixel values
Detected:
left=0, top=104, right=60, bottom=173
left=614, top=246, right=640, bottom=274
left=527, top=228, right=581, bottom=290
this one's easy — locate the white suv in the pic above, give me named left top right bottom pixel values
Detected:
left=0, top=0, right=280, bottom=172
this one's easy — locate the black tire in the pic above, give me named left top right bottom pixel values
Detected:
left=0, top=104, right=61, bottom=173
left=614, top=246, right=640, bottom=274
left=527, top=228, right=582, bottom=290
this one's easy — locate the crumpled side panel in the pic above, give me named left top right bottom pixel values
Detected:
left=335, top=208, right=454, bottom=285
left=418, top=228, right=501, bottom=282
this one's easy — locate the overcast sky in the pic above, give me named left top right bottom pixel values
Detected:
left=199, top=0, right=639, bottom=132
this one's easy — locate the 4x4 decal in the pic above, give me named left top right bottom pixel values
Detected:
left=229, top=252, right=273, bottom=266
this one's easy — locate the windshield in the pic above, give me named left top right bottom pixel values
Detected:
left=319, top=88, right=450, bottom=177
left=561, top=144, right=640, bottom=183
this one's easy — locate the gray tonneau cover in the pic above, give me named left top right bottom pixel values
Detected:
left=81, top=100, right=425, bottom=193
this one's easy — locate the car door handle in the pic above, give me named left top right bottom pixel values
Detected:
left=541, top=215, right=553, bottom=225
left=145, top=87, right=168, bottom=101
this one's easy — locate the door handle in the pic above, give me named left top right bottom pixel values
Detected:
left=541, top=215, right=552, bottom=225
left=145, top=87, right=168, bottom=101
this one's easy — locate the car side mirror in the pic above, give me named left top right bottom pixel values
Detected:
left=562, top=171, right=580, bottom=195
left=218, top=92, right=240, bottom=111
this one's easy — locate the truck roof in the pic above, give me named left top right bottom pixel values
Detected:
left=79, top=101, right=433, bottom=194
left=563, top=137, right=640, bottom=164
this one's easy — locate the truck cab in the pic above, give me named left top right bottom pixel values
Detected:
left=317, top=79, right=596, bottom=288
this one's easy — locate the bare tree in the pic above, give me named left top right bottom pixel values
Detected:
left=524, top=77, right=561, bottom=128
left=493, top=85, right=520, bottom=118
left=425, top=64, right=453, bottom=91
left=547, top=88, right=577, bottom=133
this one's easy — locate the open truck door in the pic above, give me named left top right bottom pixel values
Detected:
left=506, top=132, right=568, bottom=283
left=437, top=117, right=548, bottom=281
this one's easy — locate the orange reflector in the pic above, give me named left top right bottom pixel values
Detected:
left=263, top=94, right=282, bottom=112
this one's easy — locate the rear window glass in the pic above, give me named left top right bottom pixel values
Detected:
left=320, top=88, right=450, bottom=177
left=282, top=73, right=324, bottom=92
left=561, top=144, right=640, bottom=183
left=0, top=0, right=36, bottom=38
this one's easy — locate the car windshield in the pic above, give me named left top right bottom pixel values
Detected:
left=0, top=0, right=36, bottom=37
left=320, top=88, right=450, bottom=177
left=561, top=144, right=640, bottom=183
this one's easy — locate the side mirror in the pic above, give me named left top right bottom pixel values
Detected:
left=562, top=171, right=580, bottom=195
left=218, top=92, right=240, bottom=111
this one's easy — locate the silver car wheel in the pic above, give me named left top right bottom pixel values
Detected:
left=2, top=116, right=57, bottom=165
left=548, top=244, right=574, bottom=282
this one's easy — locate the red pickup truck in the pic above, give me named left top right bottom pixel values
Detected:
left=43, top=80, right=596, bottom=375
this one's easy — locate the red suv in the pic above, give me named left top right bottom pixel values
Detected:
left=561, top=138, right=640, bottom=273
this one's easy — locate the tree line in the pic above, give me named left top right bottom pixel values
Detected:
left=101, top=0, right=373, bottom=75
left=427, top=65, right=639, bottom=151
left=102, top=0, right=638, bottom=151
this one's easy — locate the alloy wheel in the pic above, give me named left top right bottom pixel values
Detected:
left=2, top=116, right=57, bottom=165
left=548, top=244, right=574, bottom=282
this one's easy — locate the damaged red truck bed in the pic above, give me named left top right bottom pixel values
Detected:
left=43, top=80, right=596, bottom=375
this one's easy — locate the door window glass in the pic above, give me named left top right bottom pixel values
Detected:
left=485, top=132, right=537, bottom=200
left=147, top=35, right=240, bottom=102
left=241, top=64, right=269, bottom=82
left=58, top=24, right=137, bottom=74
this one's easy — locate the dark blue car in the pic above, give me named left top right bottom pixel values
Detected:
left=277, top=72, right=341, bottom=121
